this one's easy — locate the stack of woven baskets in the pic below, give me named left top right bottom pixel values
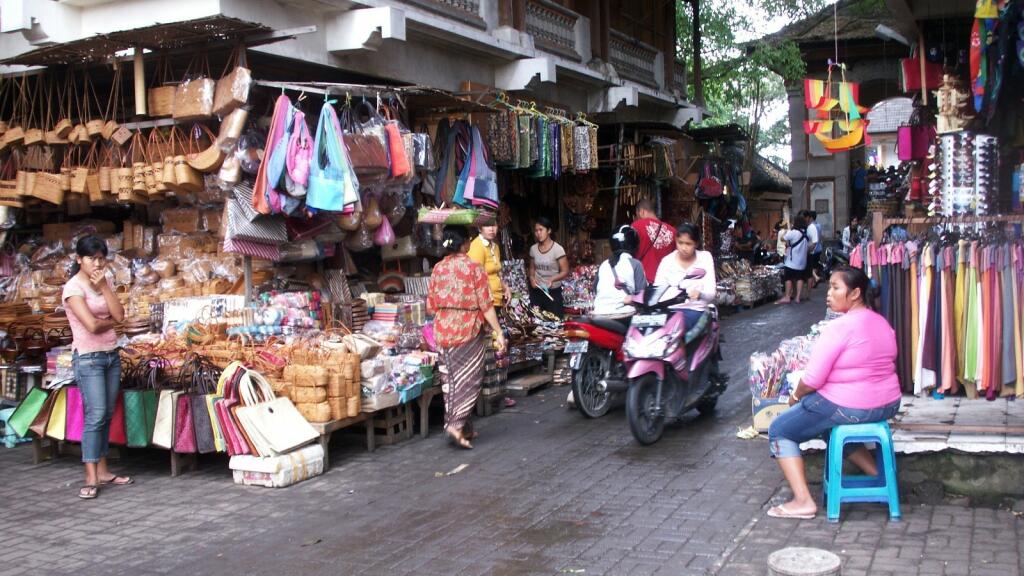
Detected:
left=283, top=364, right=331, bottom=423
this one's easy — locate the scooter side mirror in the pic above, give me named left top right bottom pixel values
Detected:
left=678, top=269, right=706, bottom=289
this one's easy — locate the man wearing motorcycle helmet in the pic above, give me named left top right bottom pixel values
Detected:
left=593, top=225, right=648, bottom=316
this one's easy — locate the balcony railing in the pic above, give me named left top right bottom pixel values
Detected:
left=403, top=0, right=485, bottom=29
left=609, top=30, right=659, bottom=88
left=674, top=59, right=687, bottom=98
left=525, top=0, right=581, bottom=61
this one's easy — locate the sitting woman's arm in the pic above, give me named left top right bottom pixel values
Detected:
left=789, top=323, right=846, bottom=404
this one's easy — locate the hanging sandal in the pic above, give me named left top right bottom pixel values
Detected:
left=99, top=475, right=134, bottom=486
left=78, top=485, right=98, bottom=500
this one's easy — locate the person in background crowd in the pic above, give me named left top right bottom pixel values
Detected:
left=654, top=222, right=717, bottom=330
left=631, top=198, right=675, bottom=283
left=592, top=225, right=647, bottom=316
left=804, top=210, right=822, bottom=288
left=841, top=216, right=866, bottom=252
left=528, top=216, right=568, bottom=318
left=767, top=267, right=900, bottom=519
left=777, top=217, right=809, bottom=304
left=62, top=235, right=130, bottom=500
left=427, top=226, right=507, bottom=449
left=774, top=219, right=789, bottom=259
left=468, top=220, right=506, bottom=308
left=467, top=221, right=516, bottom=408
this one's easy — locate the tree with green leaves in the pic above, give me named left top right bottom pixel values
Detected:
left=677, top=0, right=826, bottom=170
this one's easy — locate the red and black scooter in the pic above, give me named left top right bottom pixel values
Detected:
left=563, top=316, right=630, bottom=418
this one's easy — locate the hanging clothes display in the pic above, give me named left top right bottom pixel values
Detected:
left=849, top=230, right=1024, bottom=398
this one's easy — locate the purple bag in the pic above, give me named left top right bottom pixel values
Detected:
left=172, top=394, right=197, bottom=453
left=65, top=386, right=84, bottom=442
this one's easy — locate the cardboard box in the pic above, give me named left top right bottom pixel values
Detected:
left=42, top=220, right=116, bottom=242
left=158, top=232, right=219, bottom=258
left=162, top=208, right=200, bottom=234
left=202, top=209, right=222, bottom=234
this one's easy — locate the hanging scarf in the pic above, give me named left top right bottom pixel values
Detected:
left=253, top=94, right=292, bottom=215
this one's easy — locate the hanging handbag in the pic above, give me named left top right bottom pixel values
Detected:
left=374, top=216, right=395, bottom=247
left=6, top=387, right=49, bottom=437
left=172, top=392, right=196, bottom=453
left=64, top=386, right=85, bottom=442
left=696, top=161, right=723, bottom=199
left=213, top=45, right=251, bottom=117
left=341, top=102, right=389, bottom=182
left=382, top=236, right=417, bottom=261
left=307, top=101, right=358, bottom=212
left=285, top=108, right=312, bottom=196
left=224, top=196, right=288, bottom=243
left=253, top=95, right=292, bottom=215
left=234, top=369, right=318, bottom=457
left=214, top=362, right=249, bottom=456
left=123, top=384, right=157, bottom=448
left=108, top=393, right=127, bottom=446
left=28, top=388, right=59, bottom=437
left=45, top=387, right=68, bottom=440
left=152, top=388, right=183, bottom=449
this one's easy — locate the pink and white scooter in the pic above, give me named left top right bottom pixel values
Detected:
left=621, top=269, right=725, bottom=445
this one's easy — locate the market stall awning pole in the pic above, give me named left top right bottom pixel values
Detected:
left=610, top=123, right=625, bottom=226
left=244, top=256, right=253, bottom=306
left=133, top=46, right=146, bottom=116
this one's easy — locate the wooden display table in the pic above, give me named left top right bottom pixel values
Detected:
left=310, top=412, right=373, bottom=469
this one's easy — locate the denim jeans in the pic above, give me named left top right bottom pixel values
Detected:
left=73, top=350, right=121, bottom=463
left=768, top=393, right=901, bottom=459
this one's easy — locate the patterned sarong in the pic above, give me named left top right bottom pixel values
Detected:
left=440, top=334, right=487, bottom=433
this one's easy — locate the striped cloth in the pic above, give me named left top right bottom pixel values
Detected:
left=222, top=238, right=280, bottom=261
left=439, top=333, right=486, bottom=434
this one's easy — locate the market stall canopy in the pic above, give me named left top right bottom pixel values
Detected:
left=685, top=124, right=749, bottom=144
left=721, top=144, right=792, bottom=195
left=1, top=16, right=277, bottom=67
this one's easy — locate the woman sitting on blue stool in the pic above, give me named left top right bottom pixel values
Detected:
left=767, top=267, right=902, bottom=520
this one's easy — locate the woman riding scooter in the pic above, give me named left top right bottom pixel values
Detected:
left=593, top=225, right=648, bottom=316
left=566, top=226, right=647, bottom=418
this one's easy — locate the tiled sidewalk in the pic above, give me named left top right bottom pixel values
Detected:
left=1, top=298, right=1020, bottom=576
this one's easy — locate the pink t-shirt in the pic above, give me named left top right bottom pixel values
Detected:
left=802, top=307, right=901, bottom=410
left=62, top=275, right=118, bottom=354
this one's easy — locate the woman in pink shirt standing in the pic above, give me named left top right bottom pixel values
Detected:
left=767, top=267, right=901, bottom=520
left=62, top=235, right=129, bottom=499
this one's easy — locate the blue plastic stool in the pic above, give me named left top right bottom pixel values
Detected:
left=822, top=421, right=900, bottom=523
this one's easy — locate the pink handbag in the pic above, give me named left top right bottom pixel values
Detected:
left=374, top=216, right=395, bottom=247
left=65, top=386, right=84, bottom=442
left=172, top=394, right=197, bottom=453
left=285, top=109, right=311, bottom=192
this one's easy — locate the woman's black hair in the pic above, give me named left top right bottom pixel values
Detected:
left=69, top=234, right=109, bottom=276
left=441, top=225, right=470, bottom=255
left=608, top=225, right=639, bottom=267
left=674, top=221, right=701, bottom=247
left=832, top=266, right=875, bottom=311
left=535, top=216, right=555, bottom=232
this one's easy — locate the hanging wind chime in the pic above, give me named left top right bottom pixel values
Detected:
left=802, top=61, right=871, bottom=153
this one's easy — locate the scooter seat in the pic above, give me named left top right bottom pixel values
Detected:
left=579, top=315, right=631, bottom=335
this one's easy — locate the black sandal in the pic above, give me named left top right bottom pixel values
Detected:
left=78, top=485, right=98, bottom=500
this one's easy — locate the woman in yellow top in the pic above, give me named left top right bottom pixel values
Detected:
left=467, top=222, right=505, bottom=307
left=467, top=220, right=515, bottom=407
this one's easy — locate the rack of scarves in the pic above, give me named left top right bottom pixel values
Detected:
left=849, top=227, right=1024, bottom=399
left=483, top=106, right=599, bottom=178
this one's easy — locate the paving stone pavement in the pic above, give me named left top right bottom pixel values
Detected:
left=1, top=296, right=1021, bottom=576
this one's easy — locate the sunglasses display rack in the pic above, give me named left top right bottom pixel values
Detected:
left=929, top=132, right=999, bottom=217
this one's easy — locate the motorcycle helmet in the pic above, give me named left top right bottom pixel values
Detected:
left=609, top=225, right=639, bottom=256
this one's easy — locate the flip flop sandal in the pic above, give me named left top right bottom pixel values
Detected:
left=78, top=485, right=99, bottom=500
left=767, top=504, right=816, bottom=520
left=100, top=475, right=134, bottom=486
